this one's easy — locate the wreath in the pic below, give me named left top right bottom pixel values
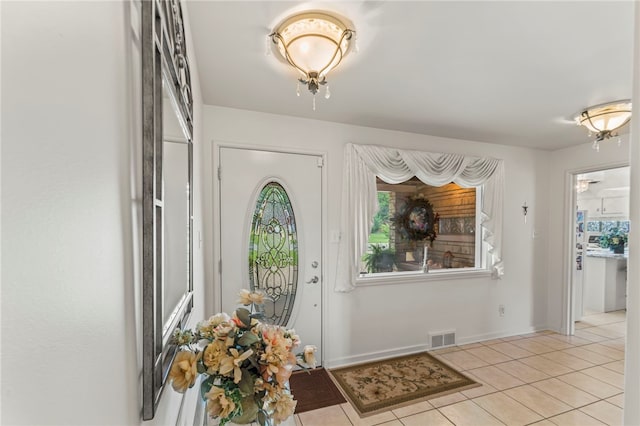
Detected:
left=392, top=196, right=439, bottom=243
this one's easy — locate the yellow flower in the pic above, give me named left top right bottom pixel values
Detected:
left=248, top=291, right=265, bottom=305
left=262, top=325, right=286, bottom=347
left=205, top=386, right=236, bottom=419
left=260, top=346, right=286, bottom=378
left=238, top=289, right=253, bottom=305
left=203, top=339, right=227, bottom=373
left=303, top=345, right=317, bottom=369
left=198, top=313, right=231, bottom=339
left=168, top=351, right=199, bottom=393
left=275, top=363, right=293, bottom=384
left=214, top=322, right=236, bottom=346
left=219, top=348, right=254, bottom=383
left=286, top=329, right=301, bottom=349
left=258, top=380, right=280, bottom=401
left=238, top=289, right=266, bottom=305
left=270, top=392, right=297, bottom=425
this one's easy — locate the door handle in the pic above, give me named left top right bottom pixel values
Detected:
left=306, top=276, right=319, bottom=284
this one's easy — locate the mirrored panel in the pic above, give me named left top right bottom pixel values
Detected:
left=162, top=82, right=191, bottom=334
left=142, top=0, right=194, bottom=419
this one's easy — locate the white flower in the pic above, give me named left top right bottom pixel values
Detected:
left=303, top=345, right=317, bottom=369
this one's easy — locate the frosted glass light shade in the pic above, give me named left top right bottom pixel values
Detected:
left=270, top=11, right=355, bottom=96
left=275, top=12, right=351, bottom=76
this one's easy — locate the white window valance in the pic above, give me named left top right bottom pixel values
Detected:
left=335, top=143, right=505, bottom=292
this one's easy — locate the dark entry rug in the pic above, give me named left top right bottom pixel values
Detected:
left=289, top=368, right=347, bottom=414
left=329, top=352, right=480, bottom=417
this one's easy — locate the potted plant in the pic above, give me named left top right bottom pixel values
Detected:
left=600, top=228, right=628, bottom=254
left=363, top=244, right=396, bottom=273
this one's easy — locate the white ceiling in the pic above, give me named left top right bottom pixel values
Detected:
left=578, top=166, right=630, bottom=197
left=186, top=1, right=635, bottom=151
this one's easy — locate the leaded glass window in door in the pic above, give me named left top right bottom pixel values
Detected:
left=249, top=182, right=298, bottom=326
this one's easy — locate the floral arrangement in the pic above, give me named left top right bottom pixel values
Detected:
left=168, top=290, right=317, bottom=426
left=600, top=227, right=628, bottom=252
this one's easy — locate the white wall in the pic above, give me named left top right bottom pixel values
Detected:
left=203, top=105, right=551, bottom=367
left=1, top=1, right=206, bottom=424
left=623, top=2, right=640, bottom=423
left=545, top=131, right=638, bottom=426
left=546, top=137, right=630, bottom=334
left=545, top=137, right=636, bottom=425
left=1, top=0, right=634, bottom=423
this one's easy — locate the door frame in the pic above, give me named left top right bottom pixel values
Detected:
left=212, top=140, right=328, bottom=364
left=563, top=161, right=628, bottom=335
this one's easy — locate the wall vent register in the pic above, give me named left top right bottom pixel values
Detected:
left=429, top=331, right=456, bottom=349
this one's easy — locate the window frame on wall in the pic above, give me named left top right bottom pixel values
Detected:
left=335, top=143, right=504, bottom=292
left=356, top=182, right=491, bottom=285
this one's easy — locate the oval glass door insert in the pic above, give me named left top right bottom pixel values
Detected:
left=249, top=182, right=298, bottom=326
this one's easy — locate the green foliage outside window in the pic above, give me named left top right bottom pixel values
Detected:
left=369, top=192, right=390, bottom=243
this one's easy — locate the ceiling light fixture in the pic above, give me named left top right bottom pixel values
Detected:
left=575, top=100, right=632, bottom=151
left=576, top=178, right=590, bottom=193
left=269, top=11, right=356, bottom=110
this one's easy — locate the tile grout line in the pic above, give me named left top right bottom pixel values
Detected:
left=295, top=314, right=625, bottom=426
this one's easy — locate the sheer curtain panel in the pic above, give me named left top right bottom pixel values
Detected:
left=335, top=143, right=504, bottom=292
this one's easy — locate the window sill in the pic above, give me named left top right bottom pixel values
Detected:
left=355, top=268, right=492, bottom=287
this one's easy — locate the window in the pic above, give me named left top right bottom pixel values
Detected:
left=335, top=144, right=503, bottom=292
left=360, top=178, right=483, bottom=276
left=249, top=182, right=298, bottom=326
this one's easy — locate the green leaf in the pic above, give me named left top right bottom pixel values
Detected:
left=237, top=331, right=259, bottom=346
left=200, top=376, right=215, bottom=401
left=197, top=352, right=207, bottom=374
left=238, top=368, right=254, bottom=395
left=231, top=397, right=259, bottom=424
left=250, top=312, right=266, bottom=322
left=247, top=356, right=260, bottom=370
left=236, top=308, right=251, bottom=328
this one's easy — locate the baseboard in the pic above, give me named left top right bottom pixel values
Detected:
left=326, top=343, right=431, bottom=369
left=325, top=325, right=551, bottom=369
left=456, top=325, right=548, bottom=345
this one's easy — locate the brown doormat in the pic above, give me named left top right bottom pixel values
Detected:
left=329, top=351, right=480, bottom=417
left=289, top=368, right=347, bottom=414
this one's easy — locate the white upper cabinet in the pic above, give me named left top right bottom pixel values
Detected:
left=579, top=197, right=603, bottom=217
left=602, top=196, right=629, bottom=216
left=578, top=196, right=629, bottom=218
left=577, top=166, right=629, bottom=219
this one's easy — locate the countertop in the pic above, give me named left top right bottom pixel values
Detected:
left=585, top=249, right=628, bottom=259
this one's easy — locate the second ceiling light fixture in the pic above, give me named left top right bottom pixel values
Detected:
left=575, top=100, right=632, bottom=151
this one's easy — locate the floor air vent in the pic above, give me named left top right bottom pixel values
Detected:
left=429, top=330, right=456, bottom=349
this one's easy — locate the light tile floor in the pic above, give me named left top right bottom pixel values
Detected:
left=293, top=311, right=626, bottom=426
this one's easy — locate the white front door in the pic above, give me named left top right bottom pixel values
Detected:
left=219, top=147, right=323, bottom=365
